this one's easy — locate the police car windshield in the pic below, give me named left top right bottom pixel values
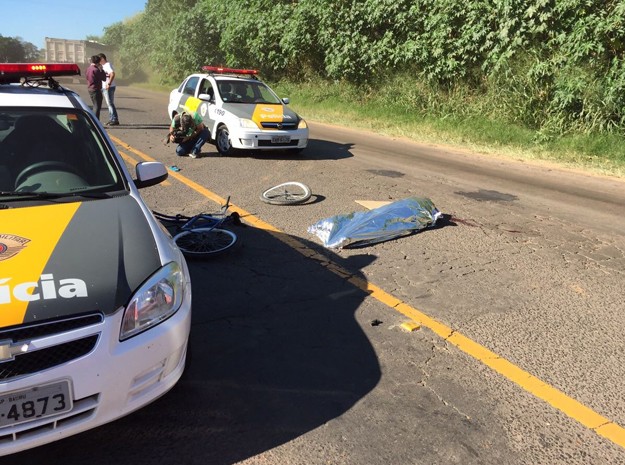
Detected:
left=0, top=109, right=125, bottom=196
left=217, top=80, right=281, bottom=104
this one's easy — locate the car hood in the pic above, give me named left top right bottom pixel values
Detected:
left=222, top=103, right=300, bottom=125
left=0, top=195, right=162, bottom=328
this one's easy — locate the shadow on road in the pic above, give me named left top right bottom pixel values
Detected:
left=215, top=138, right=354, bottom=161
left=13, top=225, right=380, bottom=464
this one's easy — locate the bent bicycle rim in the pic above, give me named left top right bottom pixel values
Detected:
left=260, top=181, right=312, bottom=205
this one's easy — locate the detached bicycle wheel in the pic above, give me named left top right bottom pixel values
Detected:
left=174, top=228, right=237, bottom=258
left=260, top=181, right=312, bottom=205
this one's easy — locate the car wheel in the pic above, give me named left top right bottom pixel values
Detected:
left=216, top=126, right=235, bottom=156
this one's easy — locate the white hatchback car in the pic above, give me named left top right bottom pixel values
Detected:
left=0, top=63, right=192, bottom=456
left=167, top=66, right=309, bottom=155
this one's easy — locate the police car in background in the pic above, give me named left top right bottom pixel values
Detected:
left=0, top=64, right=192, bottom=456
left=168, top=66, right=309, bottom=155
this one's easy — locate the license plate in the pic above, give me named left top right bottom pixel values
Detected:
left=271, top=135, right=291, bottom=144
left=0, top=380, right=72, bottom=428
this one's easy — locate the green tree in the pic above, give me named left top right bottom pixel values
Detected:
left=0, top=35, right=40, bottom=62
left=97, top=0, right=625, bottom=135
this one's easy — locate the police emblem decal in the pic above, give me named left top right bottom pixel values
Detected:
left=0, top=234, right=30, bottom=261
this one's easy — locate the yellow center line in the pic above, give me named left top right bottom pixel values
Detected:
left=111, top=134, right=625, bottom=449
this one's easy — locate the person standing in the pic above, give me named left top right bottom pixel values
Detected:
left=86, top=55, right=106, bottom=120
left=98, top=53, right=119, bottom=126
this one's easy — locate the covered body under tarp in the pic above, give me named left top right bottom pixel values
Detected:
left=308, top=196, right=441, bottom=249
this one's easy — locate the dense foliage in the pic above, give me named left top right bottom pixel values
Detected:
left=0, top=35, right=40, bottom=62
left=101, top=0, right=625, bottom=136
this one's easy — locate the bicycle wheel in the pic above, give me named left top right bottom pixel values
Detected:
left=173, top=228, right=237, bottom=258
left=260, top=181, right=312, bottom=205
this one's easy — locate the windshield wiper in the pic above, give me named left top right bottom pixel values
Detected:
left=0, top=191, right=65, bottom=199
left=67, top=191, right=113, bottom=198
left=0, top=191, right=112, bottom=200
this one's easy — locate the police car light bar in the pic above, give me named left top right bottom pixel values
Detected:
left=202, top=66, right=258, bottom=75
left=0, top=63, right=81, bottom=83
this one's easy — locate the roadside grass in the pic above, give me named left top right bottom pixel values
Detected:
left=274, top=81, right=625, bottom=179
left=135, top=79, right=625, bottom=179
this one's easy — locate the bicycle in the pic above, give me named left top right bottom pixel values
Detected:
left=260, top=181, right=312, bottom=205
left=152, top=196, right=240, bottom=258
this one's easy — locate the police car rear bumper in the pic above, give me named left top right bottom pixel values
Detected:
left=0, top=295, right=191, bottom=457
left=230, top=128, right=308, bottom=150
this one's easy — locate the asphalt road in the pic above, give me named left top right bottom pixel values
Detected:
left=11, top=83, right=625, bottom=465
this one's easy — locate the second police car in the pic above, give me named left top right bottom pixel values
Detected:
left=0, top=64, right=191, bottom=456
left=167, top=66, right=309, bottom=155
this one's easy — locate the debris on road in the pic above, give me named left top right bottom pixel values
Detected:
left=400, top=322, right=421, bottom=332
left=354, top=200, right=392, bottom=210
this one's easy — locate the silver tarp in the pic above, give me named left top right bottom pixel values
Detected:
left=308, top=196, right=442, bottom=249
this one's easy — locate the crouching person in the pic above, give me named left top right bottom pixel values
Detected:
left=169, top=111, right=210, bottom=158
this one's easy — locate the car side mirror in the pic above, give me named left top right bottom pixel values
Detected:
left=134, top=161, right=168, bottom=189
left=282, top=97, right=290, bottom=105
left=199, top=93, right=214, bottom=103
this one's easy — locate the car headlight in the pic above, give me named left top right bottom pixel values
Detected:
left=239, top=118, right=258, bottom=129
left=298, top=118, right=308, bottom=129
left=120, top=262, right=185, bottom=340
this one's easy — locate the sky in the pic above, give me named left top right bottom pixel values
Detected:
left=0, top=0, right=146, bottom=48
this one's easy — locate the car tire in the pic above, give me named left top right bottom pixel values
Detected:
left=216, top=126, right=235, bottom=156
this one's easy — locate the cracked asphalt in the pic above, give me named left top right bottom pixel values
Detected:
left=12, top=85, right=625, bottom=465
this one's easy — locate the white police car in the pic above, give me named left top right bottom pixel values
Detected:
left=0, top=64, right=192, bottom=456
left=167, top=66, right=309, bottom=155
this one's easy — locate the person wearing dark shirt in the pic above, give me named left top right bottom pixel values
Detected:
left=86, top=55, right=106, bottom=120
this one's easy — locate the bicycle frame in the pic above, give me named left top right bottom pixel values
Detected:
left=180, top=214, right=223, bottom=231
left=153, top=196, right=232, bottom=233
